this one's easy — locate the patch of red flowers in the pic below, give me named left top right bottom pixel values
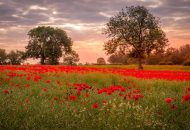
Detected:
left=1, top=65, right=190, bottom=81
left=183, top=94, right=190, bottom=103
left=97, top=85, right=127, bottom=95
left=133, top=93, right=144, bottom=101
left=34, top=75, right=42, bottom=82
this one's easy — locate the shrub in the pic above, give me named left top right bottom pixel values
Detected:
left=183, top=60, right=190, bottom=66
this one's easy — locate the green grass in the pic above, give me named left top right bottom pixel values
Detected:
left=86, top=64, right=190, bottom=71
left=0, top=71, right=190, bottom=129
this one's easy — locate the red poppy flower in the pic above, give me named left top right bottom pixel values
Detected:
left=57, top=80, right=61, bottom=86
left=97, top=90, right=103, bottom=94
left=164, top=98, right=173, bottom=103
left=92, top=103, right=98, bottom=108
left=85, top=93, right=90, bottom=97
left=133, top=94, right=140, bottom=100
left=183, top=94, right=190, bottom=103
left=46, top=80, right=51, bottom=83
left=69, top=95, right=76, bottom=101
left=3, top=89, right=9, bottom=94
left=54, top=96, right=58, bottom=101
left=187, top=87, right=190, bottom=91
left=43, top=88, right=48, bottom=92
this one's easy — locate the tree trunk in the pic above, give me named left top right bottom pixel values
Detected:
left=138, top=57, right=143, bottom=70
left=40, top=55, right=45, bottom=65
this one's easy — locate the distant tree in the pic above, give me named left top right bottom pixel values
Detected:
left=0, top=48, right=7, bottom=65
left=97, top=57, right=106, bottom=64
left=179, top=44, right=190, bottom=61
left=146, top=52, right=162, bottom=65
left=7, top=50, right=25, bottom=65
left=108, top=55, right=120, bottom=64
left=163, top=47, right=182, bottom=64
left=25, top=26, right=72, bottom=65
left=108, top=53, right=128, bottom=64
left=78, top=63, right=83, bottom=66
left=85, top=62, right=90, bottom=65
left=104, top=6, right=168, bottom=69
left=63, top=50, right=79, bottom=65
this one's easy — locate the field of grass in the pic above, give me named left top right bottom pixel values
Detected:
left=88, top=64, right=190, bottom=71
left=0, top=65, right=190, bottom=129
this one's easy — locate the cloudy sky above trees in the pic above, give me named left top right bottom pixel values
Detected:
left=0, top=0, right=190, bottom=63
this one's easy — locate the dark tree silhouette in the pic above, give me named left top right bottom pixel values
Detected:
left=26, top=26, right=72, bottom=65
left=104, top=6, right=168, bottom=69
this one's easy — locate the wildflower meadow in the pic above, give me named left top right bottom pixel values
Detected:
left=0, top=65, right=190, bottom=129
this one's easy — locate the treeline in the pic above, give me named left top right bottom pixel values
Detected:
left=108, top=44, right=190, bottom=66
left=0, top=48, right=79, bottom=65
left=0, top=49, right=25, bottom=65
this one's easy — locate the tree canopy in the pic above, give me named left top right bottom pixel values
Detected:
left=25, top=26, right=72, bottom=65
left=104, top=6, right=168, bottom=69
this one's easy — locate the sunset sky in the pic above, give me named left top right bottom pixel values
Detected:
left=0, top=0, right=190, bottom=63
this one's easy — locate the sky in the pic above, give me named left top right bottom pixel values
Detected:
left=0, top=0, right=190, bottom=63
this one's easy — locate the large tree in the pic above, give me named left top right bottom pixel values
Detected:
left=104, top=6, right=168, bottom=69
left=26, top=26, right=72, bottom=65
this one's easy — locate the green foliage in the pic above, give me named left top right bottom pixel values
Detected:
left=184, top=60, right=190, bottom=66
left=0, top=48, right=7, bottom=65
left=63, top=50, right=80, bottom=65
left=146, top=44, right=190, bottom=65
left=7, top=50, right=25, bottom=65
left=104, top=6, right=168, bottom=69
left=25, top=26, right=72, bottom=65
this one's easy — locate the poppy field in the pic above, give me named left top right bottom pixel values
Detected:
left=0, top=65, right=190, bottom=129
